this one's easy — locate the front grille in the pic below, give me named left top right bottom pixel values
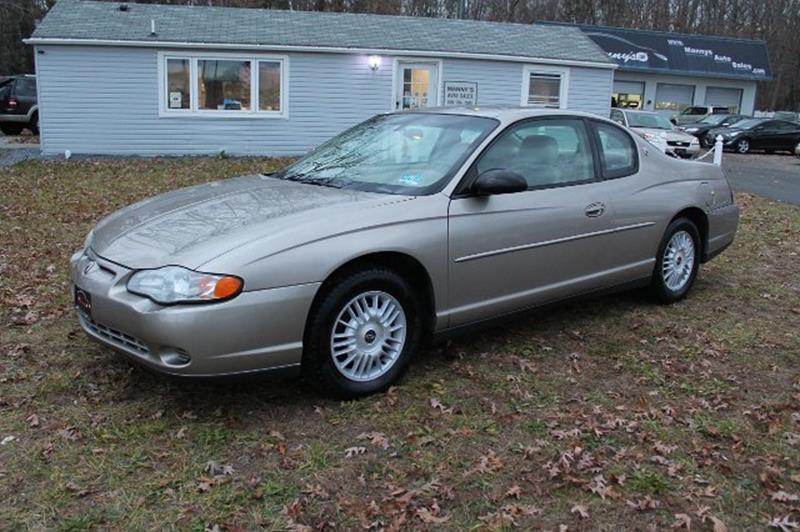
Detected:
left=667, top=141, right=690, bottom=147
left=79, top=312, right=149, bottom=354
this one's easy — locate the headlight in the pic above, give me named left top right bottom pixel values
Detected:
left=684, top=127, right=699, bottom=133
left=127, top=266, right=243, bottom=304
left=83, top=230, right=95, bottom=252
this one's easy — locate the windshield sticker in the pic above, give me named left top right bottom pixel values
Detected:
left=398, top=174, right=422, bottom=186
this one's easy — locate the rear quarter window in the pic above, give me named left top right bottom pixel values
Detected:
left=592, top=121, right=638, bottom=179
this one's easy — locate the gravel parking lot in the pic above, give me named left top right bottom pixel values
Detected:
left=723, top=152, right=800, bottom=205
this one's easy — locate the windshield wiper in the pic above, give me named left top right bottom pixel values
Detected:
left=283, top=174, right=349, bottom=189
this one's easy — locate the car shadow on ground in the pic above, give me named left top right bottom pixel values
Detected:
left=91, top=283, right=664, bottom=421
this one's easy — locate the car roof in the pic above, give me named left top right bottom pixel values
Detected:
left=400, top=106, right=609, bottom=122
left=619, top=109, right=662, bottom=117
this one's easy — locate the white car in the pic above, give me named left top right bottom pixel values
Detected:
left=611, top=109, right=700, bottom=158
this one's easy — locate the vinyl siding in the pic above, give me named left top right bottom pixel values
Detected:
left=36, top=45, right=614, bottom=156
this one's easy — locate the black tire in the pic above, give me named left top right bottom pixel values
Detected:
left=0, top=123, right=23, bottom=135
left=302, top=266, right=423, bottom=398
left=28, top=113, right=39, bottom=135
left=734, top=138, right=750, bottom=154
left=650, top=218, right=701, bottom=304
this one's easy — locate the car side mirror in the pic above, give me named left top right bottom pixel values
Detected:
left=472, top=169, right=527, bottom=196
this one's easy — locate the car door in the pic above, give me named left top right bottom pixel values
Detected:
left=750, top=120, right=779, bottom=149
left=773, top=121, right=800, bottom=150
left=446, top=117, right=619, bottom=327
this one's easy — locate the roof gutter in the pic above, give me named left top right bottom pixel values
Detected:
left=24, top=37, right=617, bottom=70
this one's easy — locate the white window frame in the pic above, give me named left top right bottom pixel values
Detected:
left=157, top=51, right=288, bottom=118
left=520, top=65, right=569, bottom=110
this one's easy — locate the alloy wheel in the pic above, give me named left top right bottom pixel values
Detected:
left=736, top=139, right=750, bottom=153
left=662, top=230, right=695, bottom=292
left=330, top=290, right=407, bottom=382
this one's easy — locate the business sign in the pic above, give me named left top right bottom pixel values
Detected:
left=444, top=81, right=478, bottom=106
left=575, top=25, right=771, bottom=80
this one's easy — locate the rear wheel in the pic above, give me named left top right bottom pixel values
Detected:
left=302, top=267, right=422, bottom=398
left=28, top=113, right=39, bottom=135
left=735, top=138, right=750, bottom=154
left=650, top=218, right=701, bottom=304
left=0, top=123, right=23, bottom=135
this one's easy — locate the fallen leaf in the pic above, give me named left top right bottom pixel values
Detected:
left=769, top=516, right=800, bottom=531
left=771, top=491, right=800, bottom=503
left=673, top=513, right=692, bottom=529
left=571, top=503, right=589, bottom=519
left=344, top=446, right=366, bottom=458
left=505, top=484, right=522, bottom=499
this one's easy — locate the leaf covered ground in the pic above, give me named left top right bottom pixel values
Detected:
left=1, top=157, right=799, bottom=531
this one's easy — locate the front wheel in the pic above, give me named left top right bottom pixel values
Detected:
left=302, top=267, right=422, bottom=397
left=735, top=138, right=750, bottom=154
left=650, top=218, right=701, bottom=304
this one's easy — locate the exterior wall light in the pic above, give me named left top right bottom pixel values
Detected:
left=368, top=55, right=381, bottom=71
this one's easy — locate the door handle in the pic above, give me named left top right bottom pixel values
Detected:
left=585, top=202, right=606, bottom=218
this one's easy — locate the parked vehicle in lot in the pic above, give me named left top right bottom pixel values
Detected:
left=773, top=111, right=800, bottom=123
left=706, top=118, right=800, bottom=154
left=71, top=108, right=739, bottom=396
left=795, top=141, right=800, bottom=159
left=677, top=114, right=749, bottom=146
left=611, top=108, right=700, bottom=157
left=0, top=75, right=38, bottom=135
left=670, top=105, right=730, bottom=126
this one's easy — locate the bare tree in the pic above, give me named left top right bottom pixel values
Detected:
left=3, top=0, right=798, bottom=110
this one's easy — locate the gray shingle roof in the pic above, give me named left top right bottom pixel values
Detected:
left=31, top=0, right=613, bottom=65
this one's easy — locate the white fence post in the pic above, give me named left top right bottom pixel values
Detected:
left=713, top=135, right=723, bottom=166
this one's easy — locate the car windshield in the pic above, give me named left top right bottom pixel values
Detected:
left=626, top=113, right=674, bottom=130
left=700, top=115, right=731, bottom=125
left=275, top=113, right=498, bottom=195
left=733, top=118, right=766, bottom=130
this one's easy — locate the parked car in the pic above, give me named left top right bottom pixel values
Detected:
left=71, top=108, right=739, bottom=397
left=671, top=105, right=730, bottom=126
left=611, top=108, right=700, bottom=157
left=795, top=141, right=800, bottom=159
left=677, top=114, right=749, bottom=146
left=705, top=118, right=800, bottom=154
left=773, top=111, right=800, bottom=123
left=0, top=75, right=38, bottom=135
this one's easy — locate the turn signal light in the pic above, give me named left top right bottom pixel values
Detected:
left=214, top=276, right=243, bottom=299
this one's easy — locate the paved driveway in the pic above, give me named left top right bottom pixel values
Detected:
left=0, top=133, right=41, bottom=167
left=722, top=152, right=800, bottom=205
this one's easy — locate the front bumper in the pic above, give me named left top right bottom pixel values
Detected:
left=70, top=249, right=319, bottom=377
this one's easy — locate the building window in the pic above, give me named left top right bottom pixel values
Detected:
left=198, top=59, right=252, bottom=111
left=166, top=58, right=190, bottom=110
left=159, top=53, right=286, bottom=117
left=521, top=66, right=568, bottom=109
left=258, top=61, right=281, bottom=112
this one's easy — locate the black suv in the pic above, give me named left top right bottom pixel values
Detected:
left=0, top=75, right=38, bottom=135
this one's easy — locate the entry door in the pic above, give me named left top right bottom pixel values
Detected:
left=446, top=118, right=618, bottom=327
left=396, top=63, right=438, bottom=110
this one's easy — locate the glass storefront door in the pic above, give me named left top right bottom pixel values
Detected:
left=396, top=62, right=438, bottom=110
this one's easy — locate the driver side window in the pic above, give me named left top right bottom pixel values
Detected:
left=475, top=118, right=595, bottom=189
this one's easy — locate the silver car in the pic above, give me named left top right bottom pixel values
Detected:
left=611, top=108, right=700, bottom=158
left=71, top=108, right=739, bottom=396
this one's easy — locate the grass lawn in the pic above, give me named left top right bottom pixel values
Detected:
left=1, top=157, right=799, bottom=530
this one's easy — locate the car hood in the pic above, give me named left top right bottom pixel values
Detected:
left=679, top=122, right=713, bottom=130
left=90, top=175, right=398, bottom=270
left=631, top=127, right=695, bottom=142
left=707, top=126, right=743, bottom=137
